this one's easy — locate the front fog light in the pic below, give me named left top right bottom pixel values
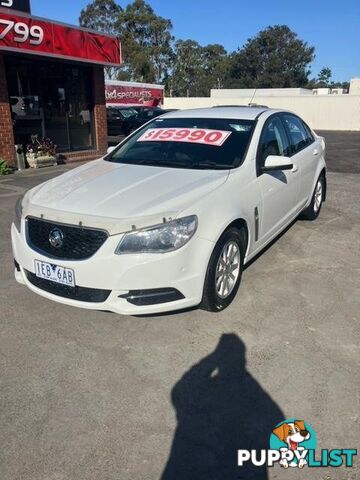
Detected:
left=115, top=215, right=198, bottom=254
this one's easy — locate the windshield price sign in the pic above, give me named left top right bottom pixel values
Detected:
left=0, top=0, right=31, bottom=13
left=138, top=128, right=232, bottom=146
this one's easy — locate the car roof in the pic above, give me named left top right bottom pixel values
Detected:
left=160, top=106, right=275, bottom=120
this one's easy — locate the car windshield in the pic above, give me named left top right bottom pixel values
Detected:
left=107, top=117, right=255, bottom=169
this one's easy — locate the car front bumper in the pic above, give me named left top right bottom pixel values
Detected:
left=11, top=222, right=214, bottom=315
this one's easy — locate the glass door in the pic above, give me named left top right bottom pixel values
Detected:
left=6, top=59, right=43, bottom=146
left=66, top=66, right=94, bottom=151
left=41, top=76, right=71, bottom=151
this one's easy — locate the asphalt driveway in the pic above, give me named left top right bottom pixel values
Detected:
left=0, top=132, right=359, bottom=480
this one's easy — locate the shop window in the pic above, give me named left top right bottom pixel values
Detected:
left=5, top=56, right=94, bottom=152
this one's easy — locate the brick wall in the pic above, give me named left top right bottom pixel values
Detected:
left=0, top=55, right=15, bottom=166
left=92, top=66, right=108, bottom=154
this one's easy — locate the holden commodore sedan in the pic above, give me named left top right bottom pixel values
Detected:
left=12, top=107, right=326, bottom=314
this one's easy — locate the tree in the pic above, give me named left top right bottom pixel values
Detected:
left=229, top=25, right=315, bottom=88
left=317, top=67, right=332, bottom=86
left=168, top=40, right=203, bottom=97
left=79, top=0, right=123, bottom=79
left=167, top=42, right=231, bottom=97
left=79, top=0, right=122, bottom=35
left=308, top=66, right=332, bottom=88
left=329, top=80, right=349, bottom=91
left=199, top=44, right=230, bottom=95
left=308, top=67, right=349, bottom=92
left=116, top=0, right=174, bottom=83
left=79, top=0, right=173, bottom=83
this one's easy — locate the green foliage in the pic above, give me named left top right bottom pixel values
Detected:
left=168, top=41, right=230, bottom=97
left=307, top=67, right=349, bottom=90
left=307, top=66, right=349, bottom=91
left=115, top=0, right=174, bottom=83
left=79, top=0, right=122, bottom=35
left=229, top=25, right=315, bottom=88
left=79, top=0, right=173, bottom=83
left=198, top=44, right=230, bottom=95
left=79, top=2, right=349, bottom=94
left=168, top=40, right=202, bottom=97
left=329, top=81, right=350, bottom=91
left=0, top=159, right=11, bottom=175
left=317, top=67, right=332, bottom=86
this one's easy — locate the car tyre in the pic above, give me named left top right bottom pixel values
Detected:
left=200, top=227, right=246, bottom=312
left=300, top=173, right=325, bottom=220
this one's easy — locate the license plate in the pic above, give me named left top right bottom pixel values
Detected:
left=34, top=260, right=75, bottom=287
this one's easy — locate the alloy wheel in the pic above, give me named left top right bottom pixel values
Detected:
left=215, top=241, right=241, bottom=299
left=314, top=180, right=323, bottom=213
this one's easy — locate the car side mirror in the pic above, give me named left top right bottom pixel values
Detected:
left=261, top=155, right=293, bottom=172
left=107, top=146, right=116, bottom=155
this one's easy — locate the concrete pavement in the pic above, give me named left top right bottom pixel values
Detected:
left=0, top=133, right=359, bottom=480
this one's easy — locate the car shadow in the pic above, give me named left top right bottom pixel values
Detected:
left=160, top=334, right=284, bottom=480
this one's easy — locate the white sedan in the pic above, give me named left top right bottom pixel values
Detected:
left=12, top=107, right=326, bottom=314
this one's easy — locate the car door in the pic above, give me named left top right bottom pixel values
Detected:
left=281, top=114, right=319, bottom=208
left=257, top=115, right=301, bottom=244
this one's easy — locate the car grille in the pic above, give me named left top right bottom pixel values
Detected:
left=26, top=217, right=108, bottom=260
left=25, top=270, right=111, bottom=303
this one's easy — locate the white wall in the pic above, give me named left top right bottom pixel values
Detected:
left=349, top=78, right=360, bottom=95
left=211, top=88, right=313, bottom=97
left=164, top=95, right=360, bottom=131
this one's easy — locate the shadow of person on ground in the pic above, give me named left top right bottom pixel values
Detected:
left=161, top=333, right=284, bottom=480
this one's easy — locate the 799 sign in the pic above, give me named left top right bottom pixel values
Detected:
left=0, top=18, right=43, bottom=45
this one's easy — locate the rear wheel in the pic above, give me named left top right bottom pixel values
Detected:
left=300, top=174, right=325, bottom=220
left=201, top=227, right=246, bottom=312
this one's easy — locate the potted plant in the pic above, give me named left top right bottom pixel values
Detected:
left=0, top=158, right=11, bottom=175
left=26, top=136, right=57, bottom=168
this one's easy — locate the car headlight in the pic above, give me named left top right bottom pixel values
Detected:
left=115, top=215, right=198, bottom=254
left=14, top=194, right=24, bottom=232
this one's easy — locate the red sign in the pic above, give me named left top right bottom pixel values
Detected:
left=137, top=128, right=232, bottom=147
left=0, top=9, right=122, bottom=66
left=105, top=82, right=164, bottom=107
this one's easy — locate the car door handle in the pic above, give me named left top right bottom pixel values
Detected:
left=292, top=164, right=298, bottom=173
left=313, top=149, right=319, bottom=156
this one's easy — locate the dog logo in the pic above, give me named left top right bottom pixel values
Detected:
left=270, top=419, right=315, bottom=468
left=49, top=228, right=64, bottom=249
left=238, top=418, right=356, bottom=470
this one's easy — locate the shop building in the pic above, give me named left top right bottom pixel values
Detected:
left=0, top=1, right=121, bottom=167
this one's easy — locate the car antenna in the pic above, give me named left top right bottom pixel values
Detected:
left=248, top=88, right=257, bottom=106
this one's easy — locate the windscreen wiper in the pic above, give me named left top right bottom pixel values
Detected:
left=192, top=161, right=234, bottom=170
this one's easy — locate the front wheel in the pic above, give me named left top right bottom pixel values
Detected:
left=300, top=174, right=325, bottom=220
left=200, top=227, right=246, bottom=312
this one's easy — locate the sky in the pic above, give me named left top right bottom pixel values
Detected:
left=31, top=0, right=360, bottom=82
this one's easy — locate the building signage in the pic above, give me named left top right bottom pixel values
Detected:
left=0, top=0, right=31, bottom=14
left=105, top=81, right=164, bottom=106
left=0, top=9, right=122, bottom=66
